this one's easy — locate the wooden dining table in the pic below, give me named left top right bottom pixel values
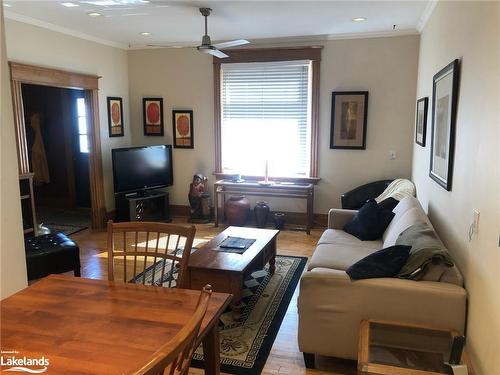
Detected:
left=0, top=275, right=232, bottom=374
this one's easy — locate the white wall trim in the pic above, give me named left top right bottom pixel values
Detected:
left=417, top=0, right=438, bottom=32
left=4, top=11, right=129, bottom=50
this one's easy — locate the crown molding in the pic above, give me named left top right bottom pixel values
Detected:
left=417, top=0, right=438, bottom=32
left=130, top=29, right=420, bottom=51
left=4, top=11, right=129, bottom=50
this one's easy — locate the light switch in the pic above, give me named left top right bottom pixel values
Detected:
left=473, top=210, right=480, bottom=232
left=389, top=150, right=397, bottom=160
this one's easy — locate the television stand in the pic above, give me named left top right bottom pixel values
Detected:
left=115, top=190, right=171, bottom=223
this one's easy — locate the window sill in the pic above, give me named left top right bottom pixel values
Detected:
left=213, top=173, right=321, bottom=185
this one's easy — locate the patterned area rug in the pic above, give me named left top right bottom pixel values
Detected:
left=133, top=254, right=306, bottom=375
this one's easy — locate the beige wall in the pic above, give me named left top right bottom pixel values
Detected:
left=412, top=2, right=500, bottom=373
left=4, top=19, right=131, bottom=210
left=128, top=35, right=419, bottom=213
left=1, top=7, right=28, bottom=298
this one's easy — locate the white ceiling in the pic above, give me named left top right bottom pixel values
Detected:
left=4, top=0, right=432, bottom=49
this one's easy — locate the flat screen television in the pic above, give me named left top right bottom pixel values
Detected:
left=112, top=145, right=173, bottom=194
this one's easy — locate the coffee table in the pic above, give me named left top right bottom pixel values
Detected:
left=187, top=226, right=279, bottom=318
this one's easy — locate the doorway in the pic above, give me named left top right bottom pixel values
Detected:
left=22, top=84, right=91, bottom=235
left=9, top=62, right=107, bottom=231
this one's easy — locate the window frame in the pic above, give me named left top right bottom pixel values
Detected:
left=213, top=46, right=322, bottom=183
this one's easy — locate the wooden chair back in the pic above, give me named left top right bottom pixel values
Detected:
left=130, top=285, right=212, bottom=375
left=107, top=221, right=196, bottom=289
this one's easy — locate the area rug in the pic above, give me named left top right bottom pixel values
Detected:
left=133, top=255, right=306, bottom=375
left=192, top=255, right=306, bottom=375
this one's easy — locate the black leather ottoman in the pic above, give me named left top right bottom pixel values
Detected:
left=25, top=232, right=81, bottom=281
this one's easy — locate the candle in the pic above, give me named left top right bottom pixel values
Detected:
left=265, top=160, right=268, bottom=183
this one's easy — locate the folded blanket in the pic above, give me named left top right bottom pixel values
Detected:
left=375, top=178, right=416, bottom=203
left=396, top=222, right=453, bottom=279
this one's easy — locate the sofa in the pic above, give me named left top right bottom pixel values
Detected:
left=297, top=196, right=467, bottom=366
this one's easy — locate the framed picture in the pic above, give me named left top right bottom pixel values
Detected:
left=172, top=110, right=194, bottom=148
left=143, top=98, right=164, bottom=136
left=330, top=91, right=368, bottom=149
left=107, top=97, right=124, bottom=137
left=429, top=59, right=460, bottom=191
left=415, top=97, right=428, bottom=147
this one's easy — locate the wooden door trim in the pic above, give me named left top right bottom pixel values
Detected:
left=9, top=62, right=106, bottom=230
left=9, top=62, right=100, bottom=90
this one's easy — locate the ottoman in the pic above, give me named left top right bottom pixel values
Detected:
left=25, top=232, right=81, bottom=281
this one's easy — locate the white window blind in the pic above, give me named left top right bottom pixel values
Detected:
left=221, top=60, right=312, bottom=177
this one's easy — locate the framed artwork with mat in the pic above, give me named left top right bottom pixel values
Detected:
left=429, top=59, right=460, bottom=191
left=143, top=98, right=164, bottom=136
left=415, top=97, right=428, bottom=147
left=172, top=109, right=194, bottom=148
left=107, top=97, right=124, bottom=137
left=330, top=91, right=368, bottom=149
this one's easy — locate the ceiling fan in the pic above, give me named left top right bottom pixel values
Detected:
left=147, top=8, right=249, bottom=58
left=196, top=8, right=249, bottom=58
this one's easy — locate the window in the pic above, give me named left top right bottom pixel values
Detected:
left=221, top=61, right=311, bottom=177
left=76, top=97, right=89, bottom=153
left=214, top=47, right=321, bottom=180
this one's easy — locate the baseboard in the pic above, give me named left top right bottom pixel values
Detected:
left=108, top=205, right=328, bottom=228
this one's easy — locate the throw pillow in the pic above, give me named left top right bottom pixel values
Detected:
left=343, top=199, right=395, bottom=241
left=396, top=222, right=454, bottom=279
left=346, top=245, right=412, bottom=280
left=378, top=197, right=399, bottom=212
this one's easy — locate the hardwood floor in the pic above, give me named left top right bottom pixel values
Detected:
left=71, top=219, right=357, bottom=375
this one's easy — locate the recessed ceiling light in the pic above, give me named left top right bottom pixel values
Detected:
left=352, top=17, right=367, bottom=22
left=3, top=3, right=12, bottom=7
left=87, top=12, right=102, bottom=17
left=139, top=32, right=151, bottom=36
left=139, top=0, right=150, bottom=3
left=61, top=2, right=79, bottom=7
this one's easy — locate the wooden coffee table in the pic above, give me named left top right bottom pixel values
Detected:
left=187, top=226, right=279, bottom=318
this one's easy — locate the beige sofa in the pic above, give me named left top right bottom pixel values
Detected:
left=297, top=196, right=467, bottom=366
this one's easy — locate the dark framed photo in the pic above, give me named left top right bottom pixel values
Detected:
left=143, top=98, right=164, bottom=136
left=415, top=97, right=428, bottom=147
left=429, top=59, right=460, bottom=191
left=107, top=97, right=124, bottom=137
left=172, top=110, right=194, bottom=148
left=330, top=91, right=368, bottom=149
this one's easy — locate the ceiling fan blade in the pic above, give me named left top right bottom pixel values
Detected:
left=212, top=39, right=250, bottom=49
left=206, top=48, right=229, bottom=58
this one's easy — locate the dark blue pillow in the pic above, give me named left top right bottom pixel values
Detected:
left=344, top=199, right=395, bottom=240
left=346, top=245, right=412, bottom=280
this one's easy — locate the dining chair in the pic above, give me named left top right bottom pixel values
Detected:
left=107, top=220, right=196, bottom=289
left=130, top=285, right=213, bottom=375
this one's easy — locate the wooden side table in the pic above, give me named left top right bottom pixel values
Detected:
left=358, top=320, right=474, bottom=375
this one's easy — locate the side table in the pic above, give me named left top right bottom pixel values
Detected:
left=358, top=320, right=474, bottom=375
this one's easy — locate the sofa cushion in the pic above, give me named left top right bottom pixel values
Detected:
left=344, top=200, right=395, bottom=241
left=346, top=245, right=412, bottom=280
left=382, top=207, right=426, bottom=248
left=308, top=242, right=381, bottom=271
left=318, top=229, right=383, bottom=249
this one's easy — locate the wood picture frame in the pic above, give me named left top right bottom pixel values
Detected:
left=143, top=98, right=164, bottom=136
left=330, top=91, right=368, bottom=149
left=429, top=59, right=460, bottom=191
left=107, top=97, right=124, bottom=137
left=415, top=97, right=428, bottom=147
left=172, top=110, right=194, bottom=148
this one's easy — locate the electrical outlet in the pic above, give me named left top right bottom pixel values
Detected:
left=389, top=150, right=397, bottom=160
